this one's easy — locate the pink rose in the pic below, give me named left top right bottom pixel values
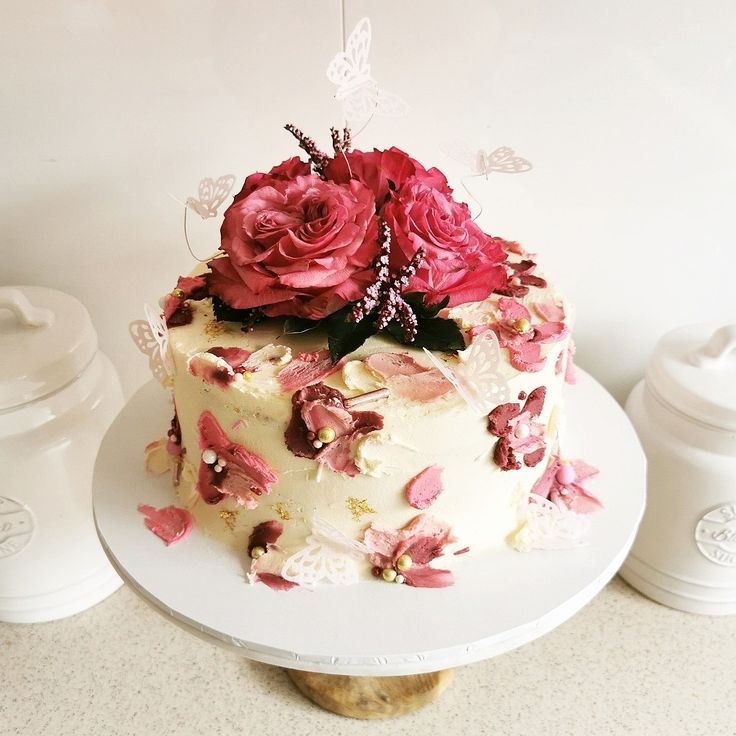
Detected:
left=383, top=177, right=508, bottom=307
left=234, top=156, right=311, bottom=202
left=209, top=174, right=377, bottom=319
left=324, top=147, right=451, bottom=208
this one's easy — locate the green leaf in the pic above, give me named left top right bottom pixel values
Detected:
left=326, top=310, right=378, bottom=362
left=402, top=293, right=450, bottom=319
left=283, top=316, right=322, bottom=335
left=413, top=316, right=465, bottom=351
left=386, top=315, right=464, bottom=352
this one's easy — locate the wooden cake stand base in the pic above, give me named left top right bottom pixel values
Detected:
left=287, top=668, right=454, bottom=719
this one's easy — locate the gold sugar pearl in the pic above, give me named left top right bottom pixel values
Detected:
left=382, top=568, right=397, bottom=583
left=396, top=554, right=413, bottom=572
left=317, top=427, right=336, bottom=444
left=250, top=546, right=266, bottom=560
left=513, top=318, right=531, bottom=334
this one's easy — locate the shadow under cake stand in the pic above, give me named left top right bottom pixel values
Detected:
left=93, top=372, right=645, bottom=719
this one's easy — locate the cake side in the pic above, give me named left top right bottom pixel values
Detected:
left=163, top=273, right=571, bottom=578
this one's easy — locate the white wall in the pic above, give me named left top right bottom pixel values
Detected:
left=3, top=0, right=735, bottom=403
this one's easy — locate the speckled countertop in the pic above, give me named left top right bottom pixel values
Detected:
left=2, top=576, right=735, bottom=736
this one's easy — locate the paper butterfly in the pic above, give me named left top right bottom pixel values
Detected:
left=129, top=304, right=172, bottom=383
left=520, top=494, right=591, bottom=550
left=281, top=516, right=369, bottom=586
left=185, top=174, right=235, bottom=219
left=444, top=143, right=532, bottom=177
left=326, top=17, right=410, bottom=123
left=423, top=330, right=510, bottom=414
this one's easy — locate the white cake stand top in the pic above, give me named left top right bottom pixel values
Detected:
left=93, top=371, right=645, bottom=676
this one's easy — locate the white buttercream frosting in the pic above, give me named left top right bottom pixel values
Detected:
left=161, top=276, right=573, bottom=580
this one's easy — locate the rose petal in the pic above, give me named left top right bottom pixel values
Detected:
left=255, top=573, right=299, bottom=591
left=533, top=322, right=568, bottom=344
left=278, top=350, right=340, bottom=391
left=301, top=400, right=354, bottom=437
left=534, top=301, right=566, bottom=323
left=402, top=564, right=454, bottom=588
left=197, top=411, right=278, bottom=507
left=188, top=352, right=235, bottom=388
left=138, top=504, right=193, bottom=546
left=395, top=535, right=444, bottom=565
left=365, top=352, right=427, bottom=378
left=389, top=372, right=452, bottom=401
left=315, top=435, right=360, bottom=476
left=405, top=465, right=444, bottom=510
left=247, top=520, right=284, bottom=555
left=523, top=387, right=546, bottom=418
left=208, top=347, right=253, bottom=371
left=498, top=297, right=531, bottom=323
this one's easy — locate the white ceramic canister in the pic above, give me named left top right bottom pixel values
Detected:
left=0, top=286, right=124, bottom=622
left=620, top=323, right=736, bottom=615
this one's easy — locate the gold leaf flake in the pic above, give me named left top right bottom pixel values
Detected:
left=273, top=502, right=291, bottom=521
left=219, top=509, right=239, bottom=532
left=205, top=320, right=227, bottom=338
left=346, top=497, right=376, bottom=522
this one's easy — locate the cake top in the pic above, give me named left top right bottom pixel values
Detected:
left=162, top=123, right=567, bottom=376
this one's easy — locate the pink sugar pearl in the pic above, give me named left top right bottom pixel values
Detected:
left=556, top=464, right=576, bottom=485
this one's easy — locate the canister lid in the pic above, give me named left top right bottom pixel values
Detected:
left=0, top=286, right=98, bottom=410
left=646, top=323, right=736, bottom=431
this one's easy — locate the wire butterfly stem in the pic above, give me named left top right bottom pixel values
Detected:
left=183, top=205, right=211, bottom=263
left=351, top=108, right=376, bottom=142
left=461, top=175, right=485, bottom=222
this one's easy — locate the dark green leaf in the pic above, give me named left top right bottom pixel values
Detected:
left=385, top=315, right=464, bottom=352
left=413, top=316, right=465, bottom=352
left=326, top=312, right=378, bottom=362
left=403, top=293, right=449, bottom=319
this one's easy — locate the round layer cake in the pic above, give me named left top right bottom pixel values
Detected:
left=139, top=127, right=597, bottom=589
left=150, top=276, right=573, bottom=584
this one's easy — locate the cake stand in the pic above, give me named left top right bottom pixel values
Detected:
left=93, top=371, right=645, bottom=719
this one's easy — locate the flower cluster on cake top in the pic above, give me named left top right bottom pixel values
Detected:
left=163, top=123, right=556, bottom=363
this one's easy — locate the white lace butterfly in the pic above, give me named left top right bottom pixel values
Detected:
left=281, top=517, right=369, bottom=586
left=129, top=304, right=172, bottom=383
left=444, top=143, right=532, bottom=178
left=185, top=174, right=236, bottom=219
left=518, top=494, right=591, bottom=550
left=326, top=17, right=410, bottom=123
left=422, top=330, right=510, bottom=415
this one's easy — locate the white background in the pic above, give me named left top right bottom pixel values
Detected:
left=3, top=0, right=735, bottom=402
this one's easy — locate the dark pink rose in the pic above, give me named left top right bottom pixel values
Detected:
left=209, top=175, right=377, bottom=319
left=383, top=177, right=507, bottom=307
left=324, top=147, right=451, bottom=208
left=234, top=156, right=312, bottom=202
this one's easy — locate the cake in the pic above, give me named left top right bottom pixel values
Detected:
left=137, top=124, right=601, bottom=590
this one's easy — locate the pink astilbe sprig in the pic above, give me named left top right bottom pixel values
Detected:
left=330, top=126, right=352, bottom=154
left=350, top=221, right=424, bottom=342
left=284, top=123, right=329, bottom=177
